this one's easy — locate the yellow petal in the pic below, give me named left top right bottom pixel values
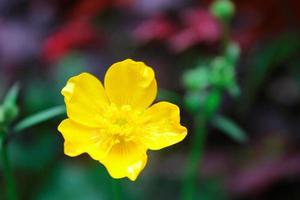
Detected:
left=62, top=73, right=110, bottom=127
left=101, top=141, right=148, bottom=181
left=139, top=102, right=187, bottom=150
left=104, top=59, right=157, bottom=109
left=58, top=119, right=113, bottom=160
left=63, top=141, right=83, bottom=157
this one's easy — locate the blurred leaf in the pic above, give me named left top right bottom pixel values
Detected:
left=2, top=83, right=19, bottom=107
left=227, top=81, right=240, bottom=97
left=184, top=92, right=203, bottom=114
left=212, top=115, right=247, bottom=143
left=0, top=106, right=4, bottom=124
left=224, top=42, right=240, bottom=65
left=14, top=105, right=66, bottom=133
left=1, top=83, right=20, bottom=124
left=34, top=162, right=111, bottom=200
left=210, top=56, right=235, bottom=88
left=204, top=90, right=221, bottom=117
left=23, top=80, right=60, bottom=113
left=3, top=104, right=19, bottom=125
left=54, top=52, right=88, bottom=89
left=9, top=131, right=60, bottom=170
left=240, top=33, right=300, bottom=113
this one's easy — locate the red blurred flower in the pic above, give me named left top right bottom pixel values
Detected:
left=133, top=15, right=177, bottom=44
left=42, top=19, right=100, bottom=62
left=133, top=8, right=221, bottom=53
left=42, top=0, right=139, bottom=62
left=68, top=0, right=110, bottom=20
left=168, top=9, right=221, bottom=53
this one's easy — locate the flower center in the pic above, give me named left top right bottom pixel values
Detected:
left=101, top=104, right=143, bottom=143
left=114, top=118, right=128, bottom=126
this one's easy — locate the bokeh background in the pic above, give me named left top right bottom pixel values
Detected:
left=0, top=0, right=300, bottom=199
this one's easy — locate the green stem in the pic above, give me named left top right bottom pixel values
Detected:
left=221, top=20, right=230, bottom=53
left=111, top=179, right=121, bottom=200
left=182, top=114, right=207, bottom=200
left=0, top=132, right=17, bottom=200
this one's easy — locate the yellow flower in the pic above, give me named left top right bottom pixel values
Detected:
left=58, top=59, right=187, bottom=181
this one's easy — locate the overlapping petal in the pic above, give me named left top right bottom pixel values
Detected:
left=101, top=141, right=148, bottom=181
left=62, top=72, right=110, bottom=127
left=104, top=59, right=157, bottom=109
left=139, top=102, right=187, bottom=150
left=58, top=119, right=113, bottom=159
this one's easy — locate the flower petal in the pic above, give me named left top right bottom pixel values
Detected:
left=104, top=59, right=157, bottom=109
left=62, top=72, right=110, bottom=127
left=101, top=141, right=148, bottom=181
left=139, top=101, right=187, bottom=150
left=58, top=119, right=113, bottom=160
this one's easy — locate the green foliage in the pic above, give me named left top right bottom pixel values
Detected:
left=184, top=92, right=203, bottom=114
left=9, top=131, right=60, bottom=171
left=239, top=33, right=300, bottom=113
left=13, top=105, right=66, bottom=133
left=203, top=90, right=221, bottom=118
left=0, top=106, right=4, bottom=125
left=211, top=57, right=233, bottom=86
left=212, top=115, right=247, bottom=143
left=182, top=54, right=239, bottom=115
left=182, top=67, right=211, bottom=92
left=34, top=162, right=112, bottom=200
left=0, top=84, right=20, bottom=127
left=225, top=42, right=240, bottom=65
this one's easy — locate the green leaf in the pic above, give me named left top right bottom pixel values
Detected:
left=13, top=105, right=66, bottom=133
left=212, top=115, right=247, bottom=143
left=2, top=83, right=19, bottom=107
left=0, top=106, right=4, bottom=124
left=239, top=33, right=300, bottom=113
left=204, top=90, right=221, bottom=118
left=2, top=83, right=20, bottom=124
left=225, top=42, right=240, bottom=65
left=227, top=81, right=240, bottom=97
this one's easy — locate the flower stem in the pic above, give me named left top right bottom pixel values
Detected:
left=111, top=179, right=121, bottom=200
left=182, top=113, right=207, bottom=200
left=221, top=20, right=230, bottom=53
left=0, top=132, right=17, bottom=200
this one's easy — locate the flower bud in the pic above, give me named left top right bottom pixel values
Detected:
left=225, top=42, right=240, bottom=64
left=3, top=103, right=19, bottom=124
left=210, top=0, right=235, bottom=22
left=182, top=67, right=210, bottom=91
